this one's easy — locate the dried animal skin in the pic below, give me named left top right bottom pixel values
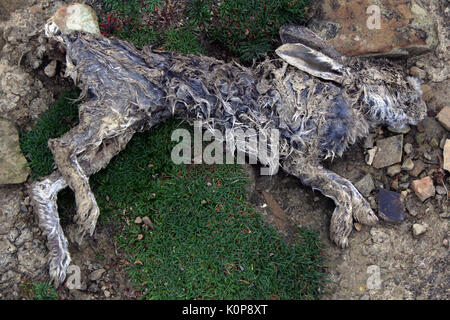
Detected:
left=31, top=8, right=426, bottom=286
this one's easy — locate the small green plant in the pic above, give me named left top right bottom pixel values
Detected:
left=163, top=27, right=205, bottom=54
left=20, top=89, right=80, bottom=179
left=21, top=281, right=59, bottom=300
left=103, top=0, right=163, bottom=20
left=205, top=0, right=310, bottom=62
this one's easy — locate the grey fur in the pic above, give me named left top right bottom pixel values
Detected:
left=31, top=22, right=426, bottom=286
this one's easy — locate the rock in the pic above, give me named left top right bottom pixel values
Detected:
left=411, top=176, right=435, bottom=201
left=412, top=223, right=427, bottom=236
left=440, top=137, right=447, bottom=149
left=391, top=179, right=399, bottom=190
left=308, top=0, right=438, bottom=57
left=366, top=147, right=377, bottom=166
left=372, top=135, right=403, bottom=169
left=0, top=0, right=30, bottom=21
left=404, top=143, right=414, bottom=155
left=436, top=107, right=450, bottom=131
left=49, top=3, right=101, bottom=35
left=104, top=290, right=111, bottom=298
left=415, top=132, right=426, bottom=145
left=0, top=118, right=30, bottom=184
left=355, top=174, right=375, bottom=197
left=378, top=188, right=406, bottom=223
left=388, top=125, right=410, bottom=134
left=142, top=216, right=155, bottom=230
left=16, top=240, right=47, bottom=276
left=401, top=158, right=415, bottom=171
left=88, top=283, right=99, bottom=293
left=429, top=138, right=439, bottom=148
left=435, top=185, right=446, bottom=195
left=88, top=268, right=106, bottom=281
left=443, top=239, right=449, bottom=248
left=134, top=217, right=142, bottom=224
left=421, top=84, right=433, bottom=104
left=399, top=182, right=410, bottom=190
left=410, top=160, right=426, bottom=177
left=354, top=223, right=362, bottom=231
left=363, top=134, right=375, bottom=149
left=444, top=139, right=450, bottom=172
left=420, top=117, right=447, bottom=142
left=387, top=164, right=401, bottom=177
left=44, top=60, right=57, bottom=77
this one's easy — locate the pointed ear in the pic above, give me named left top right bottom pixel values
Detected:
left=275, top=43, right=345, bottom=83
left=279, top=25, right=343, bottom=63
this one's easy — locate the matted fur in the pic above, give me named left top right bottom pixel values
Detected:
left=31, top=20, right=426, bottom=286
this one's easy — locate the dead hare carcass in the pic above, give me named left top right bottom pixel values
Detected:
left=31, top=4, right=427, bottom=286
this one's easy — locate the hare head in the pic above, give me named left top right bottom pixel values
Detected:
left=276, top=25, right=427, bottom=130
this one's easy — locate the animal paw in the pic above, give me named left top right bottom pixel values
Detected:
left=329, top=203, right=353, bottom=248
left=73, top=194, right=100, bottom=246
left=49, top=245, right=71, bottom=287
left=352, top=196, right=378, bottom=226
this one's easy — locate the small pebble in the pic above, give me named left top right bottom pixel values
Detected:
left=429, top=138, right=439, bottom=148
left=435, top=185, right=447, bottom=195
left=354, top=223, right=362, bottom=231
left=401, top=158, right=414, bottom=171
left=44, top=60, right=57, bottom=77
left=412, top=223, right=427, bottom=236
left=89, top=268, right=106, bottom=281
left=404, top=143, right=413, bottom=155
left=443, top=239, right=449, bottom=248
left=134, top=217, right=142, bottom=224
left=104, top=290, right=111, bottom=298
left=387, top=164, right=401, bottom=177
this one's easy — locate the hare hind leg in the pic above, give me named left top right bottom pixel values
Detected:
left=282, top=153, right=378, bottom=248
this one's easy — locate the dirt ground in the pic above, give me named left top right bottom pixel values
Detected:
left=0, top=0, right=448, bottom=300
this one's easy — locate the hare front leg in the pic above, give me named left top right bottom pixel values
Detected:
left=282, top=153, right=378, bottom=248
left=47, top=102, right=137, bottom=246
left=31, top=127, right=136, bottom=286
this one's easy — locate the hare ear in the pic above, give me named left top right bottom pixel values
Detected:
left=275, top=42, right=345, bottom=83
left=280, top=25, right=343, bottom=63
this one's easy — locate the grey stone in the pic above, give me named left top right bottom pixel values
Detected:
left=0, top=118, right=30, bottom=184
left=387, top=164, right=401, bottom=177
left=14, top=227, right=32, bottom=247
left=388, top=125, right=411, bottom=134
left=404, top=143, right=414, bottom=155
left=401, top=158, right=415, bottom=171
left=89, top=268, right=106, bottom=281
left=17, top=240, right=47, bottom=276
left=355, top=174, right=375, bottom=197
left=372, top=135, right=403, bottom=169
left=44, top=60, right=57, bottom=77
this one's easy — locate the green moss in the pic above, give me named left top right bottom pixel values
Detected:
left=189, top=0, right=310, bottom=62
left=19, top=89, right=80, bottom=179
left=21, top=281, right=59, bottom=300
